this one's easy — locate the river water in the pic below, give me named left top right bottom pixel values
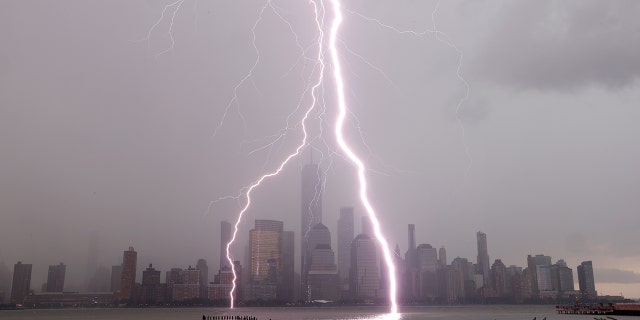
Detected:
left=1, top=305, right=639, bottom=320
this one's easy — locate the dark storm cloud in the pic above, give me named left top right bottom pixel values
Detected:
left=474, top=1, right=640, bottom=90
left=596, top=268, right=640, bottom=284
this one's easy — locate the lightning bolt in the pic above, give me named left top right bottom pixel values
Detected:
left=144, top=0, right=403, bottom=313
left=224, top=0, right=327, bottom=308
left=328, top=0, right=398, bottom=314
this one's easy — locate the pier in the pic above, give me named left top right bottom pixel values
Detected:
left=556, top=304, right=614, bottom=315
left=202, top=316, right=258, bottom=320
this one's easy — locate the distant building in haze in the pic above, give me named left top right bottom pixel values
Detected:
left=350, top=233, right=379, bottom=300
left=45, top=263, right=66, bottom=292
left=110, top=265, right=122, bottom=292
left=280, top=231, right=295, bottom=302
left=551, top=259, right=574, bottom=293
left=307, top=223, right=340, bottom=301
left=337, top=206, right=354, bottom=292
left=490, top=259, right=507, bottom=297
left=172, top=267, right=200, bottom=301
left=439, top=246, right=447, bottom=267
left=476, top=231, right=490, bottom=286
left=118, top=247, right=137, bottom=301
left=196, top=259, right=208, bottom=301
left=577, top=261, right=596, bottom=298
left=300, top=163, right=322, bottom=297
left=140, top=264, right=165, bottom=305
left=416, top=244, right=438, bottom=299
left=10, top=261, right=32, bottom=304
left=527, top=254, right=552, bottom=296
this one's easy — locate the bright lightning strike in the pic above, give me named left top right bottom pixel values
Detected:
left=145, top=0, right=405, bottom=313
left=328, top=0, right=398, bottom=314
left=225, top=1, right=328, bottom=308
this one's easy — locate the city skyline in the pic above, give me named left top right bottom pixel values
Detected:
left=1, top=225, right=607, bottom=307
left=2, top=0, right=640, bottom=301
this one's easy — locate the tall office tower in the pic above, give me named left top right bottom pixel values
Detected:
left=220, top=221, right=232, bottom=270
left=304, top=223, right=331, bottom=299
left=301, top=163, right=322, bottom=295
left=307, top=244, right=341, bottom=301
left=118, top=247, right=137, bottom=301
left=45, top=263, right=66, bottom=292
left=491, top=259, right=507, bottom=297
left=476, top=231, right=490, bottom=286
left=551, top=259, right=574, bottom=293
left=250, top=221, right=284, bottom=280
left=416, top=244, right=438, bottom=299
left=249, top=220, right=283, bottom=283
left=350, top=234, right=379, bottom=300
left=196, top=259, right=208, bottom=300
left=577, top=261, right=596, bottom=298
left=110, top=265, right=123, bottom=292
left=140, top=264, right=162, bottom=305
left=10, top=262, right=32, bottom=304
left=337, top=207, right=354, bottom=290
left=438, top=246, right=447, bottom=267
left=405, top=224, right=417, bottom=269
left=307, top=224, right=340, bottom=301
left=527, top=254, right=552, bottom=294
left=450, top=257, right=475, bottom=300
left=280, top=231, right=295, bottom=301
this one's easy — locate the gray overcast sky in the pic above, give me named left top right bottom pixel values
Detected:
left=1, top=0, right=640, bottom=298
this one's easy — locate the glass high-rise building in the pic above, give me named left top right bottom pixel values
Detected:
left=577, top=261, right=596, bottom=297
left=45, top=263, right=66, bottom=292
left=476, top=231, right=490, bottom=285
left=337, top=207, right=354, bottom=289
left=350, top=233, right=379, bottom=299
left=280, top=231, right=295, bottom=301
left=249, top=220, right=283, bottom=282
left=10, top=261, right=32, bottom=304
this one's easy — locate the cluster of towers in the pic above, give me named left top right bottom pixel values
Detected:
left=234, top=163, right=382, bottom=302
left=1, top=164, right=601, bottom=307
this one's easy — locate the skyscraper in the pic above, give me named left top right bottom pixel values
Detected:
left=140, top=264, right=163, bottom=304
left=438, top=246, right=447, bottom=267
left=45, top=263, right=66, bottom=292
left=416, top=244, right=438, bottom=299
left=307, top=223, right=340, bottom=301
left=118, top=247, right=137, bottom=301
left=551, top=259, right=574, bottom=293
left=250, top=220, right=283, bottom=282
left=337, top=207, right=354, bottom=290
left=304, top=223, right=331, bottom=299
left=476, top=231, right=490, bottom=285
left=350, top=233, right=379, bottom=300
left=10, top=261, right=31, bottom=304
left=491, top=259, right=507, bottom=297
left=196, top=259, right=208, bottom=300
left=301, top=163, right=323, bottom=295
left=110, top=265, right=122, bottom=292
left=577, top=261, right=596, bottom=298
left=220, top=221, right=232, bottom=270
left=405, top=224, right=417, bottom=269
left=280, top=231, right=295, bottom=301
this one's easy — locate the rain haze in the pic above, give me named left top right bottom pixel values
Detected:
left=1, top=0, right=640, bottom=300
